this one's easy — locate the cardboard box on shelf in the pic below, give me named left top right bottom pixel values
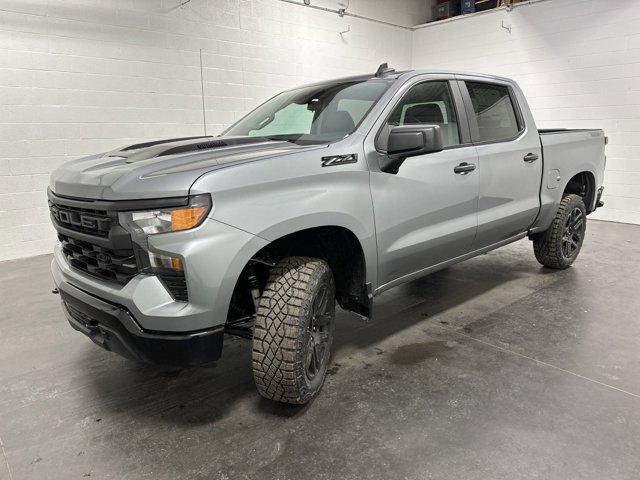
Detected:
left=434, top=0, right=462, bottom=20
left=475, top=0, right=499, bottom=12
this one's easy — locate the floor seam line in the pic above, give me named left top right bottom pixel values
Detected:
left=0, top=433, right=13, bottom=480
left=440, top=325, right=640, bottom=400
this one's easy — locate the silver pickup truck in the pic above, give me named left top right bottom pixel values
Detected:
left=49, top=64, right=606, bottom=404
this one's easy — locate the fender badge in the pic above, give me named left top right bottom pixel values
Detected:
left=321, top=153, right=358, bottom=167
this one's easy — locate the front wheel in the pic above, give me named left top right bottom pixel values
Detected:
left=252, top=257, right=335, bottom=404
left=533, top=194, right=587, bottom=269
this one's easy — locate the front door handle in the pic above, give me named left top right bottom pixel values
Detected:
left=454, top=162, right=476, bottom=174
left=523, top=153, right=539, bottom=162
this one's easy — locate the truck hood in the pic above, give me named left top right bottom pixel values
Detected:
left=49, top=136, right=326, bottom=200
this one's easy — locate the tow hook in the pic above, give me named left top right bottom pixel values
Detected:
left=52, top=287, right=59, bottom=295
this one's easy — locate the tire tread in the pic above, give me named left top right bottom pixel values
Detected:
left=251, top=256, right=332, bottom=404
left=533, top=193, right=586, bottom=269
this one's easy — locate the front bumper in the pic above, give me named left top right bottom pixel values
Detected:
left=48, top=190, right=270, bottom=365
left=59, top=281, right=223, bottom=366
left=51, top=216, right=268, bottom=332
left=51, top=215, right=268, bottom=365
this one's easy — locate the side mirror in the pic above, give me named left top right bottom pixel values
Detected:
left=380, top=125, right=444, bottom=173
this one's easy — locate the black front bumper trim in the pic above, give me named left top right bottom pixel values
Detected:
left=60, top=289, right=223, bottom=367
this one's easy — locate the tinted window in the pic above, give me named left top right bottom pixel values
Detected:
left=379, top=81, right=460, bottom=149
left=466, top=82, right=520, bottom=142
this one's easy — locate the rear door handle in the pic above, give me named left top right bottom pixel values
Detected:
left=523, top=153, right=539, bottom=162
left=454, top=162, right=476, bottom=174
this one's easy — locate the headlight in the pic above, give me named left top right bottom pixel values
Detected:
left=116, top=195, right=211, bottom=302
left=118, top=194, right=211, bottom=236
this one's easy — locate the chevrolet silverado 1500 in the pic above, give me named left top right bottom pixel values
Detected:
left=49, top=64, right=606, bottom=404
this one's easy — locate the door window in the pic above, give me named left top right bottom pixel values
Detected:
left=378, top=81, right=461, bottom=150
left=466, top=82, right=521, bottom=142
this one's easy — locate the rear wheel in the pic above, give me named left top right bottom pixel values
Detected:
left=252, top=257, right=335, bottom=404
left=533, top=194, right=587, bottom=269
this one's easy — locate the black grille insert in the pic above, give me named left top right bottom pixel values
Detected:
left=157, top=272, right=188, bottom=302
left=59, top=234, right=138, bottom=284
left=65, top=301, right=97, bottom=327
left=49, top=201, right=112, bottom=237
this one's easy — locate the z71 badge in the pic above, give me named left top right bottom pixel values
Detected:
left=321, top=154, right=358, bottom=167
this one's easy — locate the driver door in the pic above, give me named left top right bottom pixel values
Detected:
left=366, top=77, right=479, bottom=290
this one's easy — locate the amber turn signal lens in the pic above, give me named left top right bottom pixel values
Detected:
left=170, top=206, right=208, bottom=232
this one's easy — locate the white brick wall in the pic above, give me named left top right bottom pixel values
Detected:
left=3, top=0, right=639, bottom=262
left=412, top=0, right=640, bottom=225
left=0, top=0, right=421, bottom=261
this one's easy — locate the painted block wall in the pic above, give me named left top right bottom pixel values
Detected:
left=2, top=0, right=639, bottom=262
left=0, top=0, right=423, bottom=261
left=413, top=0, right=640, bottom=225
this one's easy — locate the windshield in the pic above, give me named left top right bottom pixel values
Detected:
left=222, top=79, right=394, bottom=144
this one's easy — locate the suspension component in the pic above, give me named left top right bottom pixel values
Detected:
left=246, top=265, right=261, bottom=312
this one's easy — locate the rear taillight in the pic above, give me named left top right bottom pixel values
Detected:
left=604, top=135, right=608, bottom=145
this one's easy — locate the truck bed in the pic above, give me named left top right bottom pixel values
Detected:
left=532, top=128, right=606, bottom=233
left=539, top=128, right=604, bottom=135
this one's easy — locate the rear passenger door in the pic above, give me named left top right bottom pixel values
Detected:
left=458, top=78, right=542, bottom=249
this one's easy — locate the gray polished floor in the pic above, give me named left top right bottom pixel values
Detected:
left=1, top=219, right=638, bottom=480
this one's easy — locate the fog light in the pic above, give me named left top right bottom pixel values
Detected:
left=148, top=252, right=183, bottom=271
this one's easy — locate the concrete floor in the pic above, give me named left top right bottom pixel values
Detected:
left=1, top=219, right=639, bottom=480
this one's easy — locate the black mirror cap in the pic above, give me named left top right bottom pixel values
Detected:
left=381, top=125, right=444, bottom=173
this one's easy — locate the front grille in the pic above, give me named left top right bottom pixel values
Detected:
left=49, top=191, right=189, bottom=302
left=49, top=201, right=113, bottom=237
left=59, top=233, right=138, bottom=284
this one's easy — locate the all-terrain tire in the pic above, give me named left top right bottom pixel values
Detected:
left=252, top=257, right=335, bottom=404
left=533, top=194, right=587, bottom=269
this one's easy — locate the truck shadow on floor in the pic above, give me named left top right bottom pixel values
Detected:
left=78, top=246, right=563, bottom=427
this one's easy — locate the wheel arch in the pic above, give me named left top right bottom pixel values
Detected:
left=563, top=170, right=596, bottom=212
left=226, top=224, right=373, bottom=322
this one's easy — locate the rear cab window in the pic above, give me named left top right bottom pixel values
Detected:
left=465, top=82, right=522, bottom=143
